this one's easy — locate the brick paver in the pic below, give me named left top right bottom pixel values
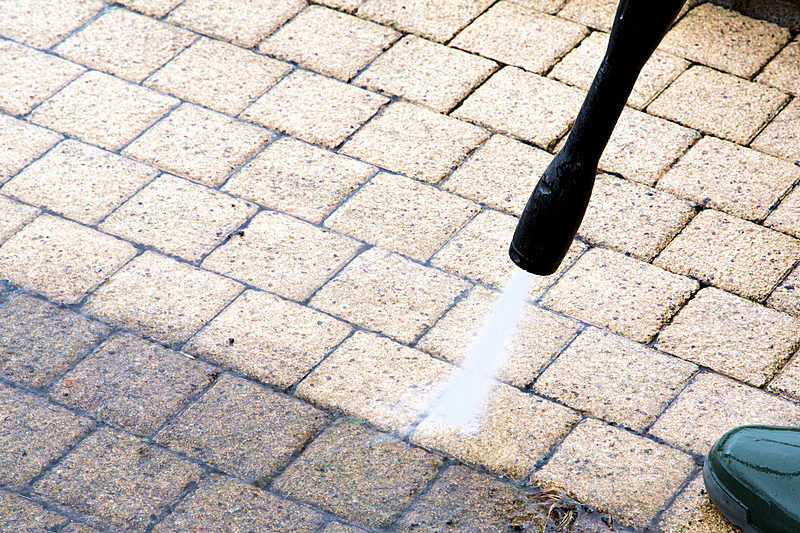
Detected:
left=658, top=474, right=740, bottom=533
left=0, top=114, right=62, bottom=184
left=0, top=490, right=67, bottom=531
left=0, top=196, right=39, bottom=244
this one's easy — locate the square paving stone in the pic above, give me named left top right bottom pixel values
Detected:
left=0, top=0, right=103, bottom=48
left=309, top=248, right=470, bottom=344
left=34, top=427, right=203, bottom=533
left=769, top=354, right=800, bottom=401
left=534, top=419, right=695, bottom=530
left=325, top=172, right=480, bottom=261
left=83, top=251, right=243, bottom=344
left=241, top=69, right=388, bottom=148
left=543, top=247, right=698, bottom=343
left=168, top=0, right=305, bottom=47
left=656, top=287, right=800, bottom=386
left=0, top=382, right=92, bottom=489
left=534, top=327, right=697, bottom=431
left=767, top=264, right=800, bottom=318
left=766, top=186, right=800, bottom=239
left=0, top=40, right=84, bottom=116
left=550, top=31, right=688, bottom=110
left=354, top=34, right=497, bottom=113
left=185, top=289, right=351, bottom=389
left=647, top=66, right=788, bottom=144
left=413, top=384, right=579, bottom=479
left=0, top=490, right=67, bottom=532
left=51, top=333, right=216, bottom=434
left=30, top=71, right=179, bottom=151
left=443, top=134, right=553, bottom=215
left=453, top=67, right=585, bottom=149
left=0, top=195, right=38, bottom=244
left=757, top=38, right=800, bottom=95
left=202, top=210, right=361, bottom=301
left=0, top=292, right=109, bottom=388
left=154, top=475, right=324, bottom=532
left=419, top=285, right=580, bottom=387
left=558, top=0, right=617, bottom=31
left=578, top=174, right=696, bottom=261
left=0, top=215, right=137, bottom=304
left=654, top=209, right=800, bottom=301
left=55, top=9, right=195, bottom=83
left=297, top=331, right=453, bottom=433
left=660, top=4, right=789, bottom=78
left=451, top=1, right=586, bottom=74
left=223, top=137, right=375, bottom=223
left=145, top=37, right=291, bottom=116
left=357, top=0, right=495, bottom=42
left=341, top=101, right=488, bottom=183
left=259, top=6, right=399, bottom=80
left=658, top=474, right=740, bottom=533
left=156, top=374, right=330, bottom=481
left=0, top=114, right=61, bottom=184
left=529, top=240, right=588, bottom=300
left=394, top=464, right=556, bottom=532
left=123, top=103, right=271, bottom=187
left=649, top=372, right=800, bottom=454
left=100, top=174, right=257, bottom=263
left=117, top=0, right=182, bottom=17
left=1, top=140, right=159, bottom=225
left=272, top=420, right=442, bottom=528
left=658, top=136, right=800, bottom=221
left=752, top=98, right=800, bottom=164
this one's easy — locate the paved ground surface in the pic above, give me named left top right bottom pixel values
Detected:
left=1, top=0, right=800, bottom=531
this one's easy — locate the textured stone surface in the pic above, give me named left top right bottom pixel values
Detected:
left=272, top=420, right=441, bottom=528
left=310, top=248, right=470, bottom=344
left=766, top=185, right=800, bottom=238
left=528, top=240, right=588, bottom=299
left=658, top=474, right=739, bottom=533
left=357, top=0, right=495, bottom=42
left=0, top=114, right=61, bottom=184
left=752, top=98, right=800, bottom=164
left=0, top=0, right=104, bottom=48
left=558, top=0, right=617, bottom=31
left=768, top=264, right=800, bottom=318
left=117, top=0, right=182, bottom=17
left=0, top=490, right=66, bottom=532
left=0, top=195, right=38, bottom=244
left=757, top=38, right=800, bottom=95
left=654, top=209, right=800, bottom=301
left=769, top=354, right=800, bottom=402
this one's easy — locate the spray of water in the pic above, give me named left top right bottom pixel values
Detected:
left=426, top=269, right=533, bottom=433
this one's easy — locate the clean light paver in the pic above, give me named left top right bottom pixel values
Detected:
left=757, top=37, right=800, bottom=95
left=766, top=185, right=800, bottom=238
left=0, top=114, right=62, bottom=184
left=658, top=474, right=741, bottom=533
left=0, top=196, right=39, bottom=244
left=357, top=0, right=495, bottom=42
left=0, top=0, right=104, bottom=48
left=752, top=97, right=800, bottom=163
left=768, top=264, right=800, bottom=318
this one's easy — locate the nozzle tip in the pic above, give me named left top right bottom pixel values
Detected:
left=508, top=241, right=561, bottom=276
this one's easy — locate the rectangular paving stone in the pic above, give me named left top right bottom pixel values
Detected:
left=310, top=248, right=470, bottom=344
left=0, top=215, right=137, bottom=304
left=453, top=67, right=585, bottom=149
left=654, top=209, right=800, bottom=301
left=156, top=374, right=329, bottom=481
left=51, top=333, right=216, bottom=434
left=660, top=4, right=789, bottom=78
left=30, top=71, right=179, bottom=151
left=223, top=137, right=375, bottom=223
left=0, top=382, right=92, bottom=489
left=578, top=174, right=696, bottom=261
left=259, top=6, right=399, bottom=80
left=34, top=427, right=203, bottom=533
left=272, top=420, right=442, bottom=528
left=0, top=195, right=38, bottom=244
left=766, top=185, right=800, bottom=239
left=357, top=0, right=495, bottom=42
left=647, top=66, right=788, bottom=144
left=534, top=418, right=695, bottom=530
left=241, top=69, right=388, bottom=148
left=341, top=101, right=488, bottom=184
left=535, top=327, right=697, bottom=431
left=757, top=38, right=800, bottom=95
left=123, top=103, right=271, bottom=187
left=55, top=9, right=196, bottom=83
left=297, top=331, right=453, bottom=433
left=0, top=0, right=104, bottom=48
left=418, top=285, right=580, bottom=387
left=550, top=31, right=688, bottom=110
left=658, top=136, right=800, bottom=222
left=145, top=37, right=291, bottom=116
left=0, top=114, right=61, bottom=184
left=0, top=490, right=67, bottom=532
left=0, top=40, right=83, bottom=116
left=154, top=475, right=324, bottom=532
left=413, top=384, right=579, bottom=479
left=769, top=353, right=800, bottom=402
left=83, top=251, right=243, bottom=344
left=117, top=0, right=182, bottom=17
left=99, top=174, right=257, bottom=263
left=452, top=1, right=586, bottom=74
left=649, top=372, right=800, bottom=454
left=443, top=134, right=553, bottom=215
left=325, top=172, right=480, bottom=261
left=185, top=289, right=351, bottom=389
left=1, top=139, right=159, bottom=225
left=170, top=0, right=306, bottom=48
left=558, top=0, right=617, bottom=31
left=656, top=287, right=800, bottom=386
left=752, top=98, right=800, bottom=164
left=658, top=474, right=740, bottom=533
left=0, top=292, right=108, bottom=388
left=202, top=210, right=361, bottom=301
left=543, top=247, right=698, bottom=343
left=354, top=34, right=497, bottom=113
left=767, top=264, right=800, bottom=318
